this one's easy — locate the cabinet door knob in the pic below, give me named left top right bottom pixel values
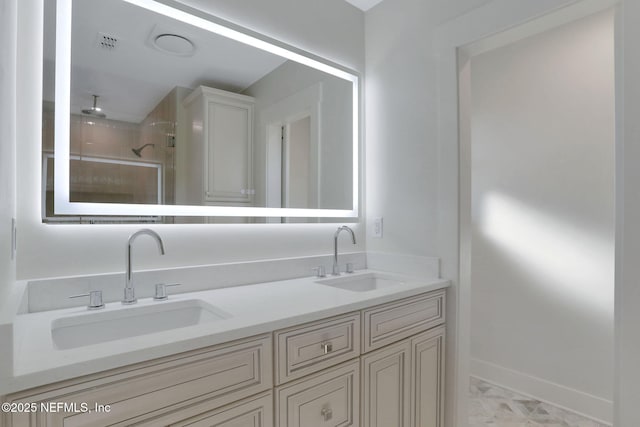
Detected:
left=321, top=406, right=333, bottom=421
left=321, top=342, right=333, bottom=354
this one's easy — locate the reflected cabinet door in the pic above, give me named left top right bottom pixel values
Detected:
left=205, top=99, right=253, bottom=204
left=183, top=86, right=255, bottom=206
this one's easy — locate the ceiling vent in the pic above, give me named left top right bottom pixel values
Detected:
left=96, top=32, right=119, bottom=50
left=147, top=25, right=196, bottom=57
left=153, top=34, right=195, bottom=57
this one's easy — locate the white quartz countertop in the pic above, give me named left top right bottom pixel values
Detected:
left=4, top=270, right=448, bottom=395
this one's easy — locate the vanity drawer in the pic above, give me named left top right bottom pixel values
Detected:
left=3, top=335, right=272, bottom=427
left=275, top=312, right=360, bottom=385
left=275, top=360, right=360, bottom=427
left=362, top=290, right=445, bottom=352
left=133, top=391, right=273, bottom=427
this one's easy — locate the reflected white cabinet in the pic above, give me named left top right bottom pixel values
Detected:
left=182, top=86, right=254, bottom=205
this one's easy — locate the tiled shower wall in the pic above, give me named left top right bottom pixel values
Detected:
left=42, top=88, right=182, bottom=217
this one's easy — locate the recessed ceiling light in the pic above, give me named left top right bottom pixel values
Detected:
left=153, top=33, right=195, bottom=56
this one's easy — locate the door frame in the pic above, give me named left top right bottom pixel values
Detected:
left=432, top=1, right=620, bottom=425
left=260, top=83, right=322, bottom=211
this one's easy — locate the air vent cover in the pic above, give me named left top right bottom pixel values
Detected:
left=96, top=32, right=119, bottom=50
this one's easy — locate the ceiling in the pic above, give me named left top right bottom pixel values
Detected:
left=43, top=0, right=287, bottom=123
left=43, top=0, right=374, bottom=123
left=343, top=0, right=385, bottom=11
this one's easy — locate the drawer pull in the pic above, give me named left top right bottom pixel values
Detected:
left=321, top=406, right=333, bottom=421
left=321, top=342, right=333, bottom=354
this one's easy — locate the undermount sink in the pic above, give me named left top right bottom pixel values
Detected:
left=316, top=272, right=408, bottom=292
left=51, top=299, right=230, bottom=350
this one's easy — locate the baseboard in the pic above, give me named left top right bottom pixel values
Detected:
left=470, top=358, right=613, bottom=425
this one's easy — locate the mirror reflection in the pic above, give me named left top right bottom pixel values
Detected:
left=42, top=0, right=355, bottom=222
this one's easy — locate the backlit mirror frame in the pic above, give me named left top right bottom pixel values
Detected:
left=53, top=0, right=359, bottom=218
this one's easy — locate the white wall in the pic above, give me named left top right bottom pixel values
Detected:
left=469, top=10, right=614, bottom=420
left=365, top=1, right=618, bottom=426
left=365, top=0, right=493, bottom=256
left=0, top=0, right=17, bottom=301
left=12, top=0, right=365, bottom=281
left=616, top=1, right=640, bottom=425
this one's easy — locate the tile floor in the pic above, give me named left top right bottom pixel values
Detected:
left=469, top=377, right=610, bottom=427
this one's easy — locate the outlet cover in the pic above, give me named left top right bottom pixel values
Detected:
left=373, top=217, right=383, bottom=238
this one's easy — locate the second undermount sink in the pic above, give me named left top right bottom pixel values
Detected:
left=316, top=272, right=408, bottom=292
left=51, top=299, right=230, bottom=350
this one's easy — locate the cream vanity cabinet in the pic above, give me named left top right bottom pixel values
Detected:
left=2, top=289, right=445, bottom=427
left=182, top=86, right=254, bottom=206
left=360, top=292, right=446, bottom=427
left=274, top=313, right=362, bottom=427
left=274, top=290, right=446, bottom=427
left=361, top=327, right=446, bottom=427
left=2, top=335, right=273, bottom=427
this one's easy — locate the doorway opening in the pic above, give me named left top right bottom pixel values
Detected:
left=459, top=7, right=615, bottom=426
left=267, top=114, right=314, bottom=210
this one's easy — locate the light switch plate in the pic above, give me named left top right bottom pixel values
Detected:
left=373, top=217, right=383, bottom=238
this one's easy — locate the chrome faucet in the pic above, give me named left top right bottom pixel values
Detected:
left=333, top=226, right=356, bottom=275
left=124, top=229, right=165, bottom=305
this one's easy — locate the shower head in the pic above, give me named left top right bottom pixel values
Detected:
left=132, top=143, right=155, bottom=157
left=82, top=95, right=106, bottom=118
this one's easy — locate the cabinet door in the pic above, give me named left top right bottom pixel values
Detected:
left=205, top=101, right=253, bottom=203
left=410, top=327, right=445, bottom=427
left=361, top=340, right=411, bottom=427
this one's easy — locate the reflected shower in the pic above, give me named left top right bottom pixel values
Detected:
left=81, top=95, right=106, bottom=118
left=131, top=143, right=155, bottom=157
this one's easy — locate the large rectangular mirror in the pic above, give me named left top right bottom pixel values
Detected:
left=43, top=0, right=359, bottom=222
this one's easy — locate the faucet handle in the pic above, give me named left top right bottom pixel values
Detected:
left=154, top=283, right=181, bottom=301
left=312, top=266, right=327, bottom=278
left=332, top=264, right=341, bottom=276
left=69, top=290, right=104, bottom=310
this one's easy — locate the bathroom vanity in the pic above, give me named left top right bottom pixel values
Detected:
left=9, top=0, right=450, bottom=423
left=1, top=271, right=447, bottom=427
